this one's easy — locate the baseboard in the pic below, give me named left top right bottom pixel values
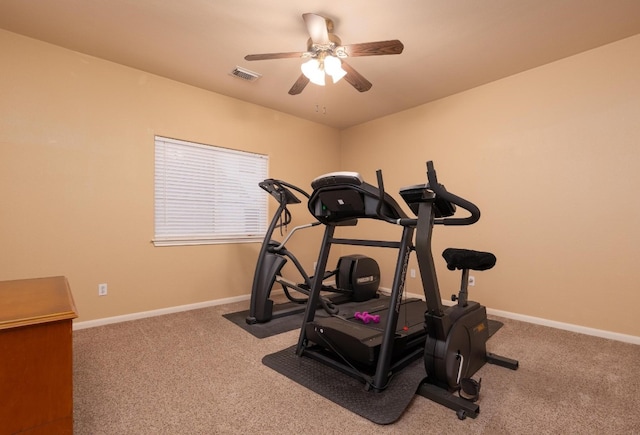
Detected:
left=485, top=307, right=640, bottom=345
left=72, top=294, right=250, bottom=331
left=402, top=289, right=639, bottom=345
left=73, top=290, right=639, bottom=345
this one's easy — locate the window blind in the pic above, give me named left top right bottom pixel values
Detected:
left=154, top=136, right=268, bottom=246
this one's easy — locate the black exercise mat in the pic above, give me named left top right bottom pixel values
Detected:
left=262, top=345, right=426, bottom=425
left=223, top=302, right=306, bottom=339
left=262, top=319, right=504, bottom=424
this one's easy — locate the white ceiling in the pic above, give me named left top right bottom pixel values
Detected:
left=1, top=0, right=639, bottom=129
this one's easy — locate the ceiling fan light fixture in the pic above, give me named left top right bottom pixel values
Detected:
left=301, top=58, right=325, bottom=86
left=245, top=13, right=403, bottom=95
left=301, top=55, right=346, bottom=86
left=310, top=71, right=325, bottom=86
left=324, top=55, right=347, bottom=83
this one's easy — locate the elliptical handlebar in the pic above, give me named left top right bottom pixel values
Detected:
left=426, top=161, right=480, bottom=226
left=259, top=178, right=311, bottom=203
left=272, top=221, right=322, bottom=251
left=260, top=178, right=316, bottom=230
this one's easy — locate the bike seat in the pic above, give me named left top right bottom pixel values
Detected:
left=442, top=248, right=496, bottom=271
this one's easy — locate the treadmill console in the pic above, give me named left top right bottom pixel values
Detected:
left=309, top=171, right=408, bottom=225
left=311, top=171, right=363, bottom=189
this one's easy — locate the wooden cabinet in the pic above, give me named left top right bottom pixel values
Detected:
left=0, top=276, right=77, bottom=434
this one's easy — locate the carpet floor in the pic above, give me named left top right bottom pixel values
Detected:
left=72, top=299, right=640, bottom=434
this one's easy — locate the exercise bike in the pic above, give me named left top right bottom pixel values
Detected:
left=295, top=161, right=518, bottom=419
left=246, top=178, right=380, bottom=325
left=405, top=162, right=518, bottom=419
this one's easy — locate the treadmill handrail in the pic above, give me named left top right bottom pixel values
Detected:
left=375, top=169, right=418, bottom=227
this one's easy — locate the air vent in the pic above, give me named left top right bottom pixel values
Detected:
left=230, top=66, right=262, bottom=82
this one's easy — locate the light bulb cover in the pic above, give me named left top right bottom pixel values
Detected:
left=325, top=55, right=347, bottom=83
left=323, top=55, right=340, bottom=75
left=301, top=58, right=325, bottom=86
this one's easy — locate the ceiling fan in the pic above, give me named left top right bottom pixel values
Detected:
left=244, top=13, right=404, bottom=95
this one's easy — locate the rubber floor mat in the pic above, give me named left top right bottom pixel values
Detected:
left=262, top=345, right=426, bottom=425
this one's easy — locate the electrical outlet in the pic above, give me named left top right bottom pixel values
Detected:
left=468, top=276, right=475, bottom=286
left=410, top=268, right=416, bottom=278
left=98, top=283, right=108, bottom=296
left=313, top=261, right=317, bottom=271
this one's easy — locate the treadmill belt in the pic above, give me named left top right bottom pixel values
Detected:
left=304, top=298, right=427, bottom=366
left=222, top=296, right=392, bottom=339
left=262, top=345, right=426, bottom=425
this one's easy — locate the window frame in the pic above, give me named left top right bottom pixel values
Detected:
left=153, top=136, right=269, bottom=246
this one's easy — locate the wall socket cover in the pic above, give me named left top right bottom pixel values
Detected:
left=98, top=283, right=108, bottom=296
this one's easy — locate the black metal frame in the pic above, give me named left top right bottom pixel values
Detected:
left=293, top=162, right=519, bottom=419
left=247, top=179, right=312, bottom=324
left=247, top=178, right=381, bottom=325
left=294, top=173, right=423, bottom=391
left=295, top=222, right=419, bottom=390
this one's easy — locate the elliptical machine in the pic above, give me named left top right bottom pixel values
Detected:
left=246, top=179, right=380, bottom=325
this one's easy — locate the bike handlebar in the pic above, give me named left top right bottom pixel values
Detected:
left=374, top=162, right=480, bottom=227
left=426, top=161, right=480, bottom=226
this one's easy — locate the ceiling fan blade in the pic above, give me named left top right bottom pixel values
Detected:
left=342, top=40, right=404, bottom=57
left=288, top=74, right=310, bottom=95
left=245, top=51, right=306, bottom=61
left=340, top=61, right=372, bottom=92
left=302, top=13, right=330, bottom=45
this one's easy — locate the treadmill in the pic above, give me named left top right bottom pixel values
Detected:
left=295, top=170, right=428, bottom=391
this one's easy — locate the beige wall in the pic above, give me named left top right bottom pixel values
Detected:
left=2, top=28, right=639, bottom=337
left=0, top=30, right=339, bottom=321
left=340, top=35, right=640, bottom=337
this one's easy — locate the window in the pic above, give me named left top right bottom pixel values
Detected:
left=154, top=136, right=268, bottom=246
